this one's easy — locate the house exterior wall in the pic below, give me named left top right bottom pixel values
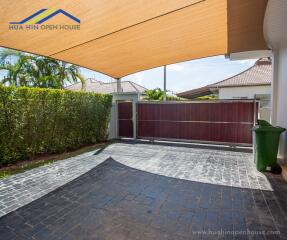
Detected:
left=264, top=0, right=287, bottom=180
left=218, top=85, right=271, bottom=100
left=272, top=48, right=287, bottom=179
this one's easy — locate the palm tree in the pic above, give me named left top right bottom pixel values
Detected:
left=57, top=61, right=86, bottom=90
left=0, top=49, right=33, bottom=86
left=0, top=49, right=86, bottom=89
left=144, top=88, right=165, bottom=101
left=25, top=56, right=60, bottom=88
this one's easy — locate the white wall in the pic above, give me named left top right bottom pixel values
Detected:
left=264, top=0, right=287, bottom=179
left=108, top=102, right=117, bottom=139
left=218, top=85, right=271, bottom=99
left=271, top=48, right=287, bottom=163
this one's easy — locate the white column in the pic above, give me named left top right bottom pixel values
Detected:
left=270, top=49, right=279, bottom=125
left=264, top=0, right=287, bottom=174
left=272, top=48, right=287, bottom=161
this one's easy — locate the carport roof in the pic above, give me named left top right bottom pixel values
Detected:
left=0, top=0, right=268, bottom=78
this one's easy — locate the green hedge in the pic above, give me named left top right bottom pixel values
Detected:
left=0, top=85, right=112, bottom=165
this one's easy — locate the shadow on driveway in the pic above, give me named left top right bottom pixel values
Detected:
left=0, top=157, right=286, bottom=240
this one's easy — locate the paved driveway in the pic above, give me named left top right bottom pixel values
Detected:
left=0, top=142, right=287, bottom=239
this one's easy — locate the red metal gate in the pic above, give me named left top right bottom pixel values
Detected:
left=137, top=101, right=257, bottom=145
left=118, top=102, right=133, bottom=138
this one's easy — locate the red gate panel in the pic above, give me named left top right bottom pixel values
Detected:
left=118, top=102, right=133, bottom=138
left=137, top=101, right=256, bottom=144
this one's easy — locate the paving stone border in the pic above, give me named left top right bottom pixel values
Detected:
left=0, top=149, right=109, bottom=218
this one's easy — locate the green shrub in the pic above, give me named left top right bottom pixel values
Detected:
left=0, top=85, right=112, bottom=165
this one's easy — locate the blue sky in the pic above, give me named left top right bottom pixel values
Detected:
left=0, top=47, right=256, bottom=93
left=80, top=55, right=257, bottom=94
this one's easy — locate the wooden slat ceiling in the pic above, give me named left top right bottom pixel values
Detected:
left=0, top=0, right=268, bottom=78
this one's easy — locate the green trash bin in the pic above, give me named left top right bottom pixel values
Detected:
left=253, top=120, right=286, bottom=171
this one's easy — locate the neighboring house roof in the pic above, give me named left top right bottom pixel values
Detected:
left=210, top=59, right=271, bottom=88
left=177, top=86, right=213, bottom=99
left=177, top=58, right=272, bottom=99
left=65, top=78, right=147, bottom=94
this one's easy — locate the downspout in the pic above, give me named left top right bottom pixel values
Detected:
left=163, top=65, right=167, bottom=101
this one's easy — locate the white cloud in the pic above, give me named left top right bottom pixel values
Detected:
left=168, top=64, right=185, bottom=72
left=80, top=55, right=259, bottom=92
left=234, top=59, right=257, bottom=65
left=125, top=72, right=145, bottom=85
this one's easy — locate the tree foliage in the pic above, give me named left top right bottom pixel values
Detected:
left=0, top=85, right=112, bottom=165
left=196, top=94, right=218, bottom=100
left=144, top=88, right=165, bottom=101
left=0, top=49, right=86, bottom=89
left=144, top=88, right=184, bottom=101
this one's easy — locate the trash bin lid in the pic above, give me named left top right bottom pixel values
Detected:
left=257, top=119, right=272, bottom=126
left=252, top=126, right=286, bottom=133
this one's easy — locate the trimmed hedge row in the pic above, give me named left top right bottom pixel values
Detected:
left=0, top=85, right=112, bottom=165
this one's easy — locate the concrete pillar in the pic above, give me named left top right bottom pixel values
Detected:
left=272, top=49, right=287, bottom=161
left=264, top=0, right=287, bottom=179
left=270, top=49, right=279, bottom=125
left=108, top=102, right=117, bottom=139
left=116, top=78, right=121, bottom=93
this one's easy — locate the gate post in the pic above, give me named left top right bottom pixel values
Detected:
left=132, top=96, right=138, bottom=139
